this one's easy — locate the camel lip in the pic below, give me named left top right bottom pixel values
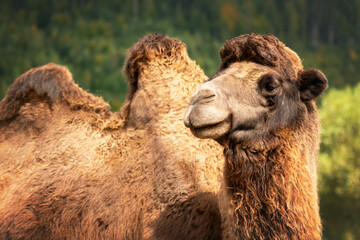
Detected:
left=184, top=105, right=230, bottom=129
left=187, top=112, right=231, bottom=130
left=187, top=116, right=232, bottom=139
left=189, top=120, right=227, bottom=132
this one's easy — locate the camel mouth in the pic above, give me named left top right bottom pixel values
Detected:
left=187, top=117, right=231, bottom=139
left=184, top=85, right=231, bottom=139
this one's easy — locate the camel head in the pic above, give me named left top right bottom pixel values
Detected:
left=184, top=34, right=328, bottom=146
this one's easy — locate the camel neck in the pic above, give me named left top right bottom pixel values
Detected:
left=223, top=139, right=321, bottom=239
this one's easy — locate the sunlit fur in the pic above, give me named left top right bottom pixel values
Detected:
left=0, top=34, right=224, bottom=239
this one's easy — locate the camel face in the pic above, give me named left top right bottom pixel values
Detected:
left=184, top=61, right=328, bottom=142
left=184, top=61, right=277, bottom=140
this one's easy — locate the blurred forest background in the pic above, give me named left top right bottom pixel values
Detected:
left=0, top=0, right=359, bottom=239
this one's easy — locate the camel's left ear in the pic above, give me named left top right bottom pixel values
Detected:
left=298, top=69, right=328, bottom=101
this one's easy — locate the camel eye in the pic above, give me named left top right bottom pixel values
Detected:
left=264, top=82, right=277, bottom=92
left=259, top=74, right=280, bottom=95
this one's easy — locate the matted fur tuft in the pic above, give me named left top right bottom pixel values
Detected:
left=220, top=34, right=303, bottom=81
left=0, top=63, right=110, bottom=121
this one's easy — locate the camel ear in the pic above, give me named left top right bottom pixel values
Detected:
left=298, top=69, right=328, bottom=101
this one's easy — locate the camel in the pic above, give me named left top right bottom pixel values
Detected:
left=184, top=34, right=328, bottom=239
left=0, top=34, right=223, bottom=239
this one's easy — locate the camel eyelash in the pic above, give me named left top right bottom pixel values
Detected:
left=264, top=81, right=277, bottom=92
left=259, top=74, right=280, bottom=96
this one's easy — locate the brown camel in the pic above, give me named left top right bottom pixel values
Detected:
left=0, top=34, right=223, bottom=239
left=184, top=34, right=328, bottom=239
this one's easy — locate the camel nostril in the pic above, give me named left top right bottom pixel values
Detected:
left=191, top=89, right=216, bottom=105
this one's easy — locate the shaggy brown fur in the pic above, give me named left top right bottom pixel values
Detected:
left=0, top=63, right=111, bottom=122
left=0, top=34, right=223, bottom=239
left=185, top=34, right=328, bottom=239
left=219, top=34, right=303, bottom=81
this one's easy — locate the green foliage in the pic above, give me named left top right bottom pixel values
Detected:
left=319, top=84, right=360, bottom=240
left=1, top=0, right=360, bottom=106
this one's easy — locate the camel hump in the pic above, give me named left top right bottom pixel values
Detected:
left=0, top=63, right=110, bottom=121
left=123, top=33, right=188, bottom=85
